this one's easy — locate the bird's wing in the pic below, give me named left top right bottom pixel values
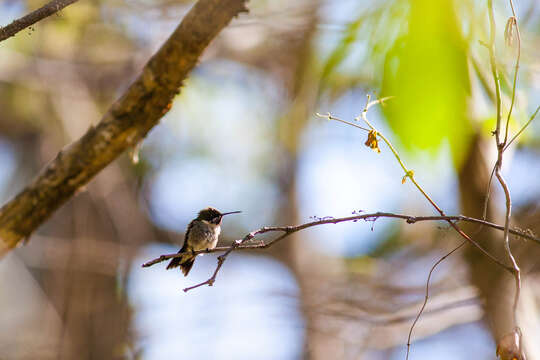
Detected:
left=180, top=220, right=195, bottom=253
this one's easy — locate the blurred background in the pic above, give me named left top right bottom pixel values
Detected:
left=1, top=0, right=540, bottom=359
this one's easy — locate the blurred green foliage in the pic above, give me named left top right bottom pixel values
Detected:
left=321, top=0, right=480, bottom=168
left=381, top=0, right=472, bottom=167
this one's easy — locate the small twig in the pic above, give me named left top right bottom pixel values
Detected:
left=503, top=0, right=521, bottom=145
left=406, top=240, right=467, bottom=360
left=182, top=253, right=227, bottom=292
left=503, top=105, right=540, bottom=151
left=482, top=163, right=497, bottom=221
left=495, top=165, right=521, bottom=322
left=0, top=0, right=79, bottom=42
left=316, top=113, right=370, bottom=132
left=487, top=0, right=503, bottom=145
left=359, top=102, right=410, bottom=176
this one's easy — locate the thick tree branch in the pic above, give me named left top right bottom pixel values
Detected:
left=0, top=0, right=79, bottom=42
left=0, top=0, right=248, bottom=252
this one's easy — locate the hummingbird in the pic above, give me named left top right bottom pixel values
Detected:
left=166, top=207, right=241, bottom=276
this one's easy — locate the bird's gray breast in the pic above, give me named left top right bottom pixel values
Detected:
left=189, top=221, right=220, bottom=251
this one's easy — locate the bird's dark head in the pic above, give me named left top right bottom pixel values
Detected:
left=197, top=207, right=241, bottom=224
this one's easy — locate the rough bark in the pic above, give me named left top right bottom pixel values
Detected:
left=0, top=0, right=248, bottom=251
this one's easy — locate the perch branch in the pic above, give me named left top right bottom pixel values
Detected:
left=141, top=212, right=540, bottom=268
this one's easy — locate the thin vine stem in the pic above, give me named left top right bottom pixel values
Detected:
left=503, top=0, right=521, bottom=145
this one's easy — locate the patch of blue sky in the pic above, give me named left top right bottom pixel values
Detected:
left=105, top=3, right=180, bottom=46
left=504, top=149, right=540, bottom=207
left=0, top=2, right=25, bottom=27
left=389, top=322, right=493, bottom=360
left=319, top=0, right=377, bottom=25
left=147, top=157, right=280, bottom=236
left=129, top=244, right=304, bottom=360
left=0, top=138, right=18, bottom=203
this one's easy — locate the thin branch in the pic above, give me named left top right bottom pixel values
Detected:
left=406, top=240, right=467, bottom=360
left=182, top=252, right=228, bottom=292
left=487, top=0, right=503, bottom=145
left=495, top=166, right=521, bottom=322
left=0, top=0, right=79, bottom=42
left=503, top=104, right=540, bottom=151
left=503, top=0, right=521, bottom=145
left=141, top=212, right=540, bottom=268
left=359, top=100, right=411, bottom=178
left=316, top=113, right=370, bottom=132
left=0, top=0, right=249, bottom=252
left=482, top=163, right=497, bottom=221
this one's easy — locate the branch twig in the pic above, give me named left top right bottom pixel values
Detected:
left=503, top=0, right=521, bottom=145
left=406, top=240, right=467, bottom=360
left=487, top=0, right=503, bottom=145
left=503, top=105, right=540, bottom=151
left=0, top=0, right=79, bottom=42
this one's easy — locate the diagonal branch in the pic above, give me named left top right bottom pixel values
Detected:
left=0, top=0, right=79, bottom=42
left=0, top=0, right=249, bottom=252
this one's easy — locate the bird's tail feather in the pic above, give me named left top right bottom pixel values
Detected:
left=180, top=257, right=195, bottom=276
left=166, top=252, right=196, bottom=276
left=166, top=256, right=182, bottom=270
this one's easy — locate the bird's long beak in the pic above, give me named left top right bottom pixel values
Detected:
left=221, top=211, right=242, bottom=216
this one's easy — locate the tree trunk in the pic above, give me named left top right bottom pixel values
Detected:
left=459, top=134, right=540, bottom=359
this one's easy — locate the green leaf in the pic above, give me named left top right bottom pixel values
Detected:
left=381, top=0, right=472, bottom=167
